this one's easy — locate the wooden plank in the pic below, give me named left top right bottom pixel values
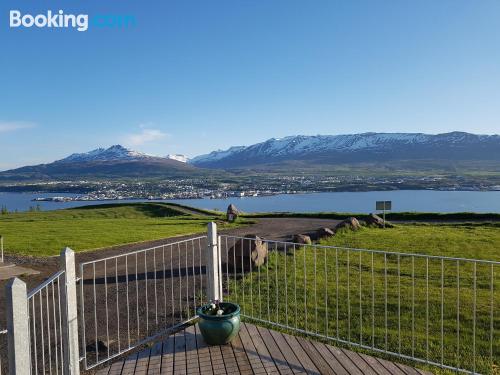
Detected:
left=373, top=356, right=407, bottom=375
left=185, top=325, right=201, bottom=375
left=281, top=333, right=320, bottom=375
left=160, top=335, right=175, bottom=375
left=220, top=343, right=239, bottom=374
left=268, top=330, right=307, bottom=375
left=121, top=352, right=139, bottom=375
left=174, top=330, right=187, bottom=375
left=309, top=340, right=351, bottom=375
left=394, top=361, right=432, bottom=375
left=194, top=324, right=214, bottom=375
left=244, top=323, right=280, bottom=374
left=338, top=348, right=377, bottom=375
left=323, top=344, right=364, bottom=375
left=107, top=358, right=125, bottom=375
left=236, top=323, right=265, bottom=374
left=356, top=352, right=393, bottom=375
left=147, top=341, right=163, bottom=375
left=393, top=362, right=422, bottom=375
left=96, top=365, right=110, bottom=375
left=208, top=344, right=226, bottom=375
left=296, top=337, right=335, bottom=375
left=134, top=348, right=151, bottom=375
left=256, top=325, right=294, bottom=375
left=230, top=330, right=253, bottom=375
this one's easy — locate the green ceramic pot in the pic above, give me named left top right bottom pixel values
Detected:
left=197, top=302, right=241, bottom=345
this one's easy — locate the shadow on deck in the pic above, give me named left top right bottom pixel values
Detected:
left=95, top=322, right=431, bottom=375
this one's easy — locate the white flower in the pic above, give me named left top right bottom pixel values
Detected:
left=216, top=309, right=224, bottom=316
left=210, top=303, right=216, bottom=309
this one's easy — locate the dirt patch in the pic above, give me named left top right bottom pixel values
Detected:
left=0, top=262, right=40, bottom=280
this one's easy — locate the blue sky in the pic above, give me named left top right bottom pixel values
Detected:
left=1, top=0, right=499, bottom=170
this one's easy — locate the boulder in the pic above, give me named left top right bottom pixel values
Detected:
left=86, top=339, right=108, bottom=353
left=316, top=227, right=334, bottom=239
left=365, top=213, right=394, bottom=228
left=226, top=203, right=239, bottom=222
left=365, top=213, right=384, bottom=227
left=293, top=234, right=312, bottom=245
left=334, top=217, right=361, bottom=232
left=227, top=234, right=268, bottom=271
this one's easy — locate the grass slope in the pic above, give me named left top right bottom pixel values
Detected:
left=242, top=211, right=500, bottom=222
left=227, top=224, right=500, bottom=374
left=0, top=203, right=242, bottom=256
left=325, top=223, right=500, bottom=261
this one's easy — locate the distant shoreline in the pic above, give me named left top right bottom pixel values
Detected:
left=1, top=186, right=500, bottom=197
left=2, top=190, right=500, bottom=214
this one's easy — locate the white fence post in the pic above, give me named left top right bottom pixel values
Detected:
left=5, top=277, right=30, bottom=375
left=60, top=248, right=80, bottom=375
left=1, top=235, right=4, bottom=263
left=206, top=222, right=222, bottom=302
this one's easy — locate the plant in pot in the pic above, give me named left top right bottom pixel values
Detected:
left=197, top=300, right=240, bottom=345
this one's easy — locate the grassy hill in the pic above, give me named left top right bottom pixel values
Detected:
left=0, top=203, right=244, bottom=256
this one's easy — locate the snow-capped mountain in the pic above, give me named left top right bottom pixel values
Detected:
left=166, top=154, right=189, bottom=163
left=1, top=145, right=195, bottom=180
left=58, top=146, right=191, bottom=164
left=57, top=145, right=158, bottom=163
left=190, top=132, right=500, bottom=168
left=190, top=146, right=245, bottom=164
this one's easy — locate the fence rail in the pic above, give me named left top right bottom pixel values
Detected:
left=219, top=234, right=499, bottom=375
left=1, top=235, right=4, bottom=263
left=27, top=270, right=65, bottom=375
left=79, top=236, right=208, bottom=370
left=3, top=248, right=79, bottom=375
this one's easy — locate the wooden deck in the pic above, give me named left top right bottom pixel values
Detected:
left=96, top=323, right=431, bottom=375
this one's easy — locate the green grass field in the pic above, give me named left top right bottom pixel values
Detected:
left=226, top=224, right=500, bottom=374
left=242, top=211, right=500, bottom=222
left=326, top=222, right=500, bottom=261
left=0, top=203, right=244, bottom=256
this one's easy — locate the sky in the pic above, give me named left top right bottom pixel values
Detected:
left=1, top=0, right=499, bottom=170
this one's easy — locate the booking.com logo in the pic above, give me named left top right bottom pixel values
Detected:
left=9, top=10, right=136, bottom=31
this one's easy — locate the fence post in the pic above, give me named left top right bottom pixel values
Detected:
left=1, top=235, right=4, bottom=263
left=60, top=248, right=80, bottom=375
left=5, top=277, right=30, bottom=375
left=206, top=222, right=222, bottom=302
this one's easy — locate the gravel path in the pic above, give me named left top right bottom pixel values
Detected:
left=0, top=217, right=339, bottom=326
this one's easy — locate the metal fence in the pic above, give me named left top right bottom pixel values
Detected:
left=78, top=236, right=209, bottom=370
left=3, top=231, right=215, bottom=374
left=219, top=234, right=499, bottom=374
left=27, top=271, right=65, bottom=375
left=3, top=248, right=79, bottom=375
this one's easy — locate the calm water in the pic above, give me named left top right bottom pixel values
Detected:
left=1, top=190, right=500, bottom=213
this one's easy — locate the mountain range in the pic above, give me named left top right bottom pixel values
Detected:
left=1, top=132, right=499, bottom=180
left=190, top=132, right=500, bottom=169
left=0, top=145, right=195, bottom=181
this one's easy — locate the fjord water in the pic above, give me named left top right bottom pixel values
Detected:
left=1, top=190, right=500, bottom=213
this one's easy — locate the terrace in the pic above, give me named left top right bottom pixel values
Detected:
left=1, top=223, right=498, bottom=374
left=95, top=322, right=430, bottom=375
